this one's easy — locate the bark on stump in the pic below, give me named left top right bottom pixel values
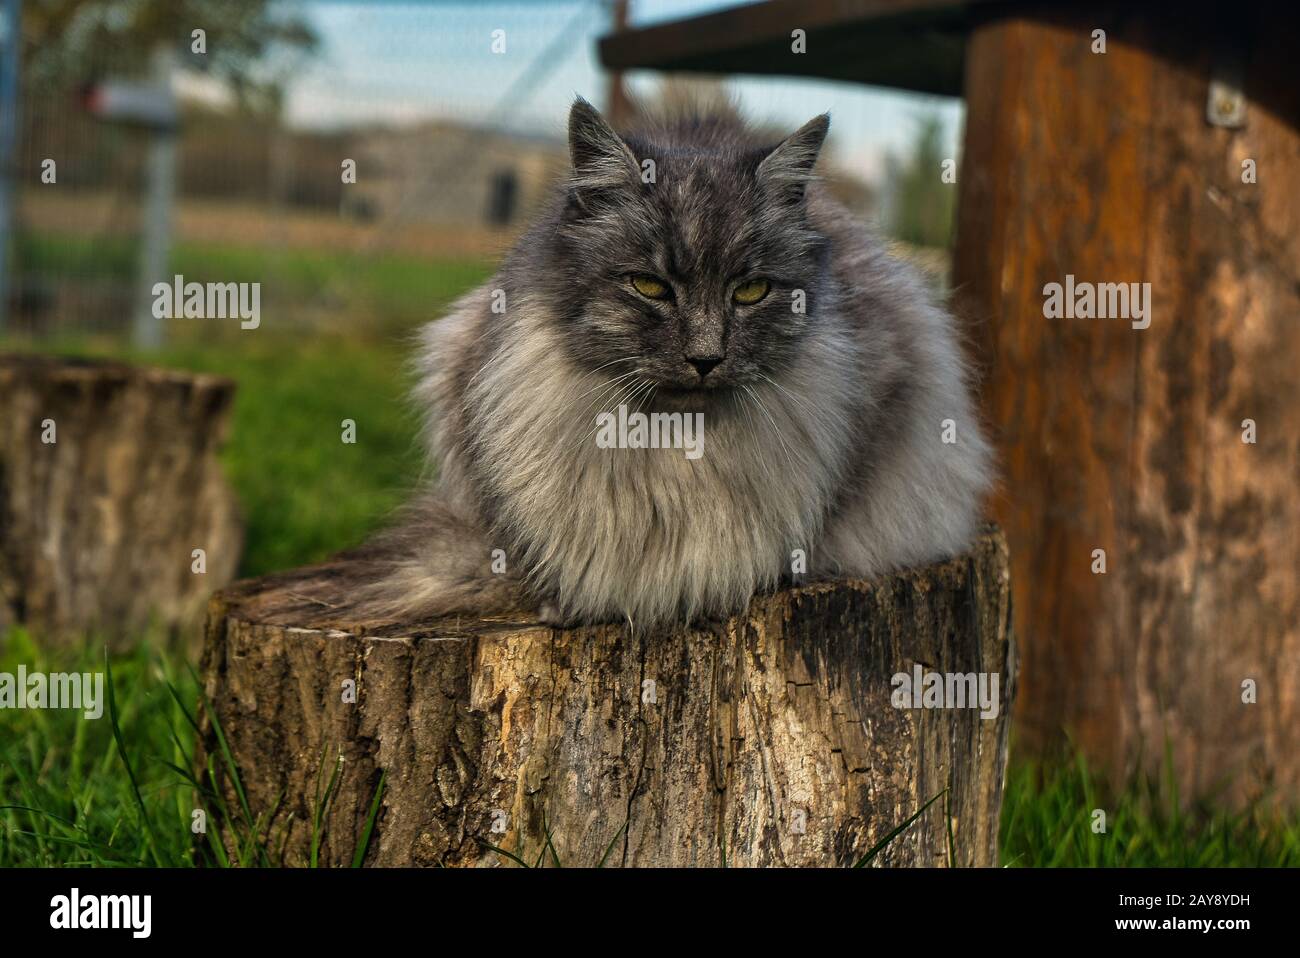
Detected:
left=197, top=527, right=1014, bottom=867
left=0, top=354, right=242, bottom=647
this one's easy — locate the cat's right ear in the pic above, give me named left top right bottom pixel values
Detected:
left=756, top=113, right=830, bottom=203
left=567, top=97, right=640, bottom=203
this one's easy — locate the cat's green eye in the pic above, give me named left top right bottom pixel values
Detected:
left=732, top=279, right=770, bottom=305
left=631, top=275, right=671, bottom=300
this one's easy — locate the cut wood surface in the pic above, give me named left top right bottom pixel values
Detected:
left=197, top=527, right=1014, bottom=867
left=0, top=354, right=242, bottom=646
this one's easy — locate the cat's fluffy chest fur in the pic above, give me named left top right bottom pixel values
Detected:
left=422, top=285, right=858, bottom=626
left=351, top=99, right=993, bottom=629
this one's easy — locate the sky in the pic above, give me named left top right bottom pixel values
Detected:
left=277, top=0, right=964, bottom=184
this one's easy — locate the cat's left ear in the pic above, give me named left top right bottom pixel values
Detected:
left=756, top=113, right=830, bottom=199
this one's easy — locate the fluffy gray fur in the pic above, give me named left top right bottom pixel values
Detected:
left=348, top=98, right=993, bottom=629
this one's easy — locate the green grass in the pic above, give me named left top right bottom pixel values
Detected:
left=153, top=335, right=425, bottom=577
left=0, top=628, right=199, bottom=867
left=0, top=628, right=385, bottom=867
left=6, top=623, right=1298, bottom=868
left=999, top=748, right=1300, bottom=867
left=18, top=232, right=495, bottom=330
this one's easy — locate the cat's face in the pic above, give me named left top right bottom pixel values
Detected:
left=544, top=100, right=831, bottom=403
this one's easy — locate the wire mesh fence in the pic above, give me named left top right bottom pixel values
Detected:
left=4, top=1, right=613, bottom=343
left=1, top=0, right=959, bottom=346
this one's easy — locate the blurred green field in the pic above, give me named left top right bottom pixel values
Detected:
left=18, top=232, right=495, bottom=333
left=2, top=247, right=1298, bottom=867
left=147, top=335, right=424, bottom=577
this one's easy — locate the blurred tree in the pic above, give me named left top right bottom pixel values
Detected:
left=884, top=113, right=956, bottom=249
left=21, top=0, right=316, bottom=112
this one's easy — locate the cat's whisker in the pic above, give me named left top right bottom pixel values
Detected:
left=587, top=356, right=638, bottom=376
left=580, top=371, right=645, bottom=426
left=758, top=372, right=817, bottom=418
left=567, top=376, right=648, bottom=452
left=605, top=377, right=652, bottom=422
left=576, top=368, right=640, bottom=403
left=639, top=383, right=659, bottom=417
left=762, top=394, right=807, bottom=476
left=629, top=378, right=657, bottom=416
left=568, top=357, right=638, bottom=407
left=567, top=370, right=643, bottom=436
left=756, top=372, right=821, bottom=451
left=580, top=378, right=650, bottom=447
left=736, top=389, right=787, bottom=489
left=743, top=383, right=802, bottom=478
left=465, top=341, right=513, bottom=389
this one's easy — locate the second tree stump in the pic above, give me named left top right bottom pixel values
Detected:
left=0, top=354, right=242, bottom=647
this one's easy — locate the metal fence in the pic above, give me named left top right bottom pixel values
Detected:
left=0, top=0, right=956, bottom=346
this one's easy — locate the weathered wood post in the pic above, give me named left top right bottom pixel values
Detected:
left=952, top=6, right=1300, bottom=804
left=197, top=529, right=1014, bottom=867
left=0, top=354, right=242, bottom=646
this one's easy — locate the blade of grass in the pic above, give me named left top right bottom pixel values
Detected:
left=310, top=746, right=344, bottom=868
left=476, top=837, right=532, bottom=868
left=540, top=813, right=562, bottom=868
left=853, top=788, right=947, bottom=868
left=597, top=821, right=628, bottom=868
left=105, top=651, right=160, bottom=866
left=351, top=770, right=387, bottom=868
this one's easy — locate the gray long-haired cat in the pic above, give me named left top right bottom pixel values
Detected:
left=348, top=98, right=993, bottom=629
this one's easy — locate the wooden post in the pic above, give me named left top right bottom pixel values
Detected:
left=604, top=0, right=634, bottom=128
left=197, top=529, right=1014, bottom=867
left=953, top=7, right=1300, bottom=805
left=0, top=355, right=242, bottom=646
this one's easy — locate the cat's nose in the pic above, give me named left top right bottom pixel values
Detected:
left=686, top=355, right=723, bottom=378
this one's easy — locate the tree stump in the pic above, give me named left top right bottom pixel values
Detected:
left=196, top=527, right=1014, bottom=867
left=0, top=354, right=243, bottom=647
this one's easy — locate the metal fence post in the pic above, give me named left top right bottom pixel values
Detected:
left=131, top=43, right=177, bottom=350
left=0, top=0, right=22, bottom=335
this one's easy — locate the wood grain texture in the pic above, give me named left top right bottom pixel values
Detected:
left=0, top=354, right=242, bottom=647
left=953, top=6, right=1300, bottom=805
left=197, top=528, right=1014, bottom=867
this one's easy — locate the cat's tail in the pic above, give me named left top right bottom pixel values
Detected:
left=334, top=494, right=528, bottom=623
